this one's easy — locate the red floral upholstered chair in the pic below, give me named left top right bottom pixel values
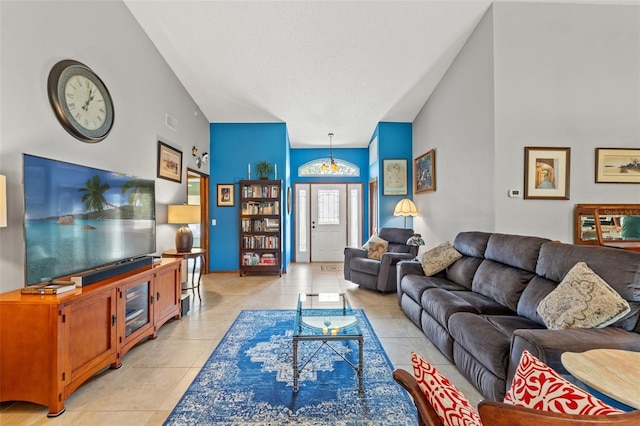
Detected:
left=393, top=351, right=640, bottom=426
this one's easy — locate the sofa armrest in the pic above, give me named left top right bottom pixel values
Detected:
left=397, top=259, right=424, bottom=280
left=508, top=327, right=640, bottom=388
left=343, top=246, right=367, bottom=280
left=396, top=260, right=424, bottom=304
left=377, top=252, right=417, bottom=292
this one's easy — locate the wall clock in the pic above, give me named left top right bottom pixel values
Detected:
left=47, top=60, right=114, bottom=143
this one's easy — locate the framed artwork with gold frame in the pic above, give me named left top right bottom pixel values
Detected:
left=524, top=146, right=570, bottom=200
left=217, top=184, right=234, bottom=207
left=414, top=149, right=435, bottom=194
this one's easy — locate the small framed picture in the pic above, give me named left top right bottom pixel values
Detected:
left=415, top=149, right=435, bottom=194
left=382, top=159, right=408, bottom=195
left=217, top=184, right=234, bottom=207
left=595, top=148, right=640, bottom=184
left=157, top=141, right=182, bottom=183
left=524, top=147, right=571, bottom=200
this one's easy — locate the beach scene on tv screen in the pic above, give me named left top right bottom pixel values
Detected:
left=24, top=155, right=156, bottom=285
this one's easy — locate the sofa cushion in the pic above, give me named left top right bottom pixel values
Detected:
left=387, top=243, right=413, bottom=254
left=363, top=235, right=388, bottom=260
left=505, top=350, right=622, bottom=415
left=421, top=288, right=478, bottom=329
left=483, top=315, right=545, bottom=337
left=472, top=260, right=535, bottom=312
left=452, top=231, right=492, bottom=258
left=484, top=233, right=549, bottom=272
left=536, top=262, right=630, bottom=330
left=446, top=256, right=483, bottom=290
left=400, top=274, right=437, bottom=304
left=448, top=312, right=512, bottom=379
left=379, top=227, right=415, bottom=245
left=349, top=257, right=381, bottom=275
left=411, top=352, right=482, bottom=426
left=516, top=275, right=556, bottom=326
left=421, top=241, right=462, bottom=276
left=536, top=242, right=640, bottom=302
left=454, top=292, right=515, bottom=316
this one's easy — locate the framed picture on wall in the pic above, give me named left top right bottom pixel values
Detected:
left=524, top=147, right=571, bottom=200
left=217, top=184, right=234, bottom=207
left=157, top=141, right=182, bottom=183
left=595, top=148, right=640, bottom=184
left=414, top=149, right=435, bottom=194
left=382, top=159, right=407, bottom=195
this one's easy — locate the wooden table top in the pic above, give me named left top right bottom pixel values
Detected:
left=561, top=349, right=640, bottom=409
left=162, top=248, right=205, bottom=258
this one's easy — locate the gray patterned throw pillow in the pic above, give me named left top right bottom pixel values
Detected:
left=536, top=262, right=630, bottom=330
left=420, top=241, right=462, bottom=276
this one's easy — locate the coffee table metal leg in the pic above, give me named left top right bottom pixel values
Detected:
left=293, top=338, right=299, bottom=392
left=358, top=337, right=364, bottom=394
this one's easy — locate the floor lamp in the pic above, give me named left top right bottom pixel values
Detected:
left=393, top=198, right=417, bottom=228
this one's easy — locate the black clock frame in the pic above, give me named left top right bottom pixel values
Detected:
left=47, top=60, right=114, bottom=143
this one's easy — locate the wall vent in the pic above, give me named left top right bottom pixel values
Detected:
left=165, top=113, right=178, bottom=131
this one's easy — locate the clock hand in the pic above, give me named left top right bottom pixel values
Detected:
left=82, top=88, right=95, bottom=111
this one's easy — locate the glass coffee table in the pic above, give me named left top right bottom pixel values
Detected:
left=292, top=293, right=364, bottom=393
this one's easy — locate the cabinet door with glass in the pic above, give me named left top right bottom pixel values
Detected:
left=117, top=272, right=154, bottom=359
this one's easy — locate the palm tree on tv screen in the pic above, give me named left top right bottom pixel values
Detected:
left=121, top=178, right=154, bottom=219
left=79, top=175, right=111, bottom=217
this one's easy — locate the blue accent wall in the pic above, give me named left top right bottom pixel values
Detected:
left=210, top=123, right=288, bottom=271
left=375, top=122, right=414, bottom=230
left=208, top=122, right=410, bottom=271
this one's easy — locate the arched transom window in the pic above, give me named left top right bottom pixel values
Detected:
left=298, top=158, right=360, bottom=177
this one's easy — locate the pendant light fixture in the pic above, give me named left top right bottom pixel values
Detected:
left=321, top=132, right=339, bottom=173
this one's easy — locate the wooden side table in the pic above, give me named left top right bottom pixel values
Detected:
left=561, top=349, right=640, bottom=410
left=162, top=248, right=206, bottom=301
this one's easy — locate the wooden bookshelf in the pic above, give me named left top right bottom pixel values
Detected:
left=239, top=180, right=282, bottom=276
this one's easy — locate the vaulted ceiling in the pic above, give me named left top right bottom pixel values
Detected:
left=124, top=1, right=632, bottom=148
left=124, top=0, right=495, bottom=148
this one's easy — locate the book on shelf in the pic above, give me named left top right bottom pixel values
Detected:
left=21, top=282, right=77, bottom=295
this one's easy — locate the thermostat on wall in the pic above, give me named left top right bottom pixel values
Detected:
left=508, top=189, right=522, bottom=198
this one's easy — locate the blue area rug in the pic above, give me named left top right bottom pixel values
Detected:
left=164, top=309, right=417, bottom=425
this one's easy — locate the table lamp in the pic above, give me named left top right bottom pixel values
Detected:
left=168, top=204, right=200, bottom=252
left=0, top=175, right=6, bottom=228
left=393, top=198, right=418, bottom=228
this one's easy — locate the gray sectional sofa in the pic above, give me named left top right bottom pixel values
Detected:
left=397, top=231, right=640, bottom=401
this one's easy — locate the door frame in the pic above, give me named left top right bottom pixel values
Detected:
left=294, top=181, right=364, bottom=262
left=369, top=178, right=378, bottom=236
left=186, top=168, right=210, bottom=272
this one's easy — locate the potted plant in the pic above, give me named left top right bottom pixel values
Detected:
left=255, top=161, right=274, bottom=179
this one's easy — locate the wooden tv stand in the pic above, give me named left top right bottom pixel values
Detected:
left=0, top=258, right=181, bottom=417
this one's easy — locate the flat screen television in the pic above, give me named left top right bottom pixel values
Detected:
left=23, top=154, right=156, bottom=285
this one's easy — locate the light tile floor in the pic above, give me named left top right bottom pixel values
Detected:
left=0, top=263, right=483, bottom=425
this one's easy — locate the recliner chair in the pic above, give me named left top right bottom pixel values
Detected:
left=343, top=227, right=418, bottom=292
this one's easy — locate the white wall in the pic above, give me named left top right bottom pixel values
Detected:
left=412, top=6, right=496, bottom=246
left=0, top=1, right=210, bottom=292
left=413, top=2, right=640, bottom=248
left=493, top=2, right=640, bottom=241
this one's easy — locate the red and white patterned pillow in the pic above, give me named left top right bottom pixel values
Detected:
left=411, top=352, right=482, bottom=426
left=505, top=350, right=623, bottom=415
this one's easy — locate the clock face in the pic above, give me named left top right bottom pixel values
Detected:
left=48, top=60, right=114, bottom=143
left=64, top=75, right=107, bottom=131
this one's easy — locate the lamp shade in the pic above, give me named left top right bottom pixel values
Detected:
left=0, top=175, right=6, bottom=228
left=393, top=198, right=418, bottom=217
left=168, top=204, right=200, bottom=224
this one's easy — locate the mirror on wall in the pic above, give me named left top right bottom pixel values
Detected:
left=574, top=204, right=640, bottom=252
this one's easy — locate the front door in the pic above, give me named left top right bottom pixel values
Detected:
left=311, top=184, right=347, bottom=262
